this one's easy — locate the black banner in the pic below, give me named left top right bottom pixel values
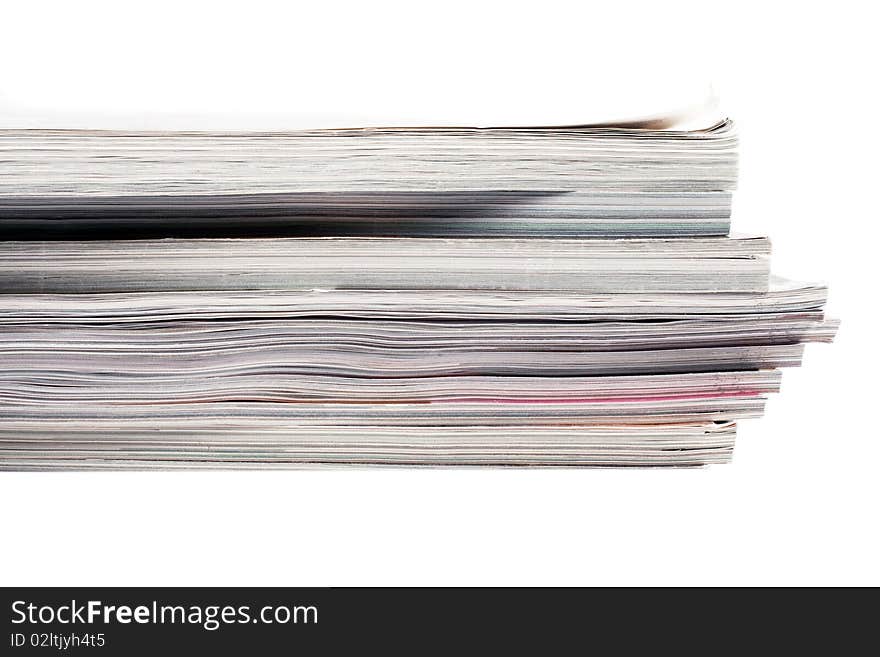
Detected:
left=0, top=587, right=872, bottom=654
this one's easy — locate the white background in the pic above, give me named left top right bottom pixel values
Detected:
left=1, top=1, right=877, bottom=586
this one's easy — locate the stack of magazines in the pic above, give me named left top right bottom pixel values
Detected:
left=0, top=115, right=837, bottom=468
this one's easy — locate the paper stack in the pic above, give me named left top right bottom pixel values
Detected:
left=0, top=117, right=836, bottom=468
